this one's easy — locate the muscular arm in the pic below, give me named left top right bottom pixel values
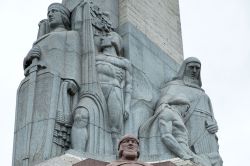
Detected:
left=123, top=70, right=132, bottom=120
left=159, top=110, right=192, bottom=159
left=96, top=55, right=131, bottom=70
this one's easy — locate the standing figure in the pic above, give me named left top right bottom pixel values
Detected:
left=158, top=57, right=223, bottom=166
left=14, top=3, right=80, bottom=166
left=96, top=31, right=132, bottom=149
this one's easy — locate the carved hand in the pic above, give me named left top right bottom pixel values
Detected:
left=182, top=153, right=193, bottom=160
left=23, top=45, right=41, bottom=69
left=123, top=59, right=131, bottom=71
left=29, top=45, right=41, bottom=59
left=205, top=120, right=218, bottom=134
left=123, top=111, right=129, bottom=121
left=66, top=80, right=78, bottom=96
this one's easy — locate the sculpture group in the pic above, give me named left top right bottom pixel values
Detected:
left=13, top=1, right=222, bottom=166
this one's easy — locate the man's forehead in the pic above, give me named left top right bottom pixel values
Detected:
left=47, top=3, right=70, bottom=18
left=48, top=7, right=60, bottom=11
left=186, top=62, right=200, bottom=67
left=121, top=138, right=139, bottom=143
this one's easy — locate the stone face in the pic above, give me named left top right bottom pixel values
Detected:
left=119, top=0, right=183, bottom=64
left=106, top=134, right=154, bottom=166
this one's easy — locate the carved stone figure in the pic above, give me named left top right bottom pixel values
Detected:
left=70, top=1, right=114, bottom=156
left=69, top=0, right=132, bottom=155
left=139, top=95, right=195, bottom=162
left=107, top=134, right=152, bottom=166
left=157, top=102, right=193, bottom=160
left=13, top=3, right=80, bottom=166
left=152, top=97, right=211, bottom=166
left=157, top=57, right=223, bottom=166
left=96, top=31, right=132, bottom=149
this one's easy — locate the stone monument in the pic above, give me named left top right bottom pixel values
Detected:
left=12, top=1, right=222, bottom=166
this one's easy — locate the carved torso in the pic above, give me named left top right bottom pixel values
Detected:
left=35, top=30, right=81, bottom=84
left=96, top=58, right=125, bottom=87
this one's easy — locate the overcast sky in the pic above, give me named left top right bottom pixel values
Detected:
left=0, top=0, right=249, bottom=165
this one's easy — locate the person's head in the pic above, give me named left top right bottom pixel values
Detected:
left=184, top=61, right=201, bottom=80
left=101, top=32, right=123, bottom=56
left=47, top=3, right=70, bottom=30
left=174, top=57, right=202, bottom=87
left=118, top=134, right=140, bottom=161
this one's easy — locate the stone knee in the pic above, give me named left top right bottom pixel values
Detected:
left=73, top=106, right=89, bottom=128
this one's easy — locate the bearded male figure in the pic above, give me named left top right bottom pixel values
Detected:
left=158, top=57, right=223, bottom=166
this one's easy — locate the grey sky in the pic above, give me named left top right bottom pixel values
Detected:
left=0, top=0, right=249, bottom=165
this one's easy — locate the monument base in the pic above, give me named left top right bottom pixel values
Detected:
left=35, top=152, right=199, bottom=166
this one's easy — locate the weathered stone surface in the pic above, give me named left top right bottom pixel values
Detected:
left=119, top=22, right=179, bottom=136
left=119, top=0, right=183, bottom=64
left=74, top=159, right=108, bottom=166
left=62, top=0, right=118, bottom=29
left=35, top=153, right=83, bottom=166
left=35, top=154, right=198, bottom=166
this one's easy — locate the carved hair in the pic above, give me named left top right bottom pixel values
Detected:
left=48, top=3, right=71, bottom=30
left=118, top=134, right=140, bottom=158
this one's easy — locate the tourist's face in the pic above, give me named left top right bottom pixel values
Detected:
left=184, top=62, right=201, bottom=80
left=120, top=138, right=139, bottom=154
left=47, top=8, right=63, bottom=28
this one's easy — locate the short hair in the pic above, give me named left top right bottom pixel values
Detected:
left=118, top=134, right=140, bottom=158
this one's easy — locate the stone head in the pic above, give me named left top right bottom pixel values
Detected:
left=184, top=61, right=201, bottom=80
left=101, top=32, right=123, bottom=56
left=118, top=134, right=140, bottom=160
left=47, top=3, right=70, bottom=30
left=175, top=57, right=202, bottom=87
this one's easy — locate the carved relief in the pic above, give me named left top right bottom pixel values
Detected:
left=139, top=57, right=222, bottom=165
left=13, top=1, right=223, bottom=166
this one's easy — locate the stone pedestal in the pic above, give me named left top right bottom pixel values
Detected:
left=35, top=153, right=198, bottom=166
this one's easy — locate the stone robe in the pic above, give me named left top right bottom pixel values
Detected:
left=158, top=79, right=222, bottom=166
left=13, top=30, right=81, bottom=166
